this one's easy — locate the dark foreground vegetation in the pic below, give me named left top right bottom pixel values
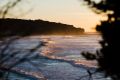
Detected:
left=0, top=18, right=84, bottom=37
left=82, top=0, right=120, bottom=80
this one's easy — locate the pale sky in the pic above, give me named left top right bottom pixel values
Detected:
left=6, top=0, right=106, bottom=32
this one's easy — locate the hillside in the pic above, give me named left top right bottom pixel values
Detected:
left=0, top=18, right=84, bottom=37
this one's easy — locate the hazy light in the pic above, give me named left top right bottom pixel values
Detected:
left=4, top=0, right=104, bottom=32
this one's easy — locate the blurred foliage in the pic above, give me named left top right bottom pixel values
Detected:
left=82, top=0, right=120, bottom=80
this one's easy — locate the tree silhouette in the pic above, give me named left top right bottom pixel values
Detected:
left=0, top=0, right=32, bottom=19
left=0, top=0, right=43, bottom=79
left=82, top=0, right=120, bottom=80
left=0, top=0, right=22, bottom=18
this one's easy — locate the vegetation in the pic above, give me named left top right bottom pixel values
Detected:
left=82, top=0, right=120, bottom=80
left=0, top=18, right=84, bottom=37
left=0, top=0, right=43, bottom=79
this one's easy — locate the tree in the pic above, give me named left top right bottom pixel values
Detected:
left=0, top=0, right=32, bottom=19
left=82, top=0, right=120, bottom=80
left=0, top=1, right=42, bottom=79
left=0, top=0, right=22, bottom=18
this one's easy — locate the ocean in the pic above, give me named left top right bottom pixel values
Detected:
left=37, top=34, right=101, bottom=67
left=2, top=34, right=111, bottom=80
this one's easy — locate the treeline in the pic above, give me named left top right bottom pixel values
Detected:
left=0, top=18, right=84, bottom=37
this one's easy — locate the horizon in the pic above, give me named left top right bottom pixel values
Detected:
left=1, top=18, right=99, bottom=33
left=1, top=0, right=107, bottom=32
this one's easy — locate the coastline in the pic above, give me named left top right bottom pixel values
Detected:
left=1, top=35, right=104, bottom=80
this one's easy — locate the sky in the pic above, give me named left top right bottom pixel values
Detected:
left=3, top=0, right=106, bottom=32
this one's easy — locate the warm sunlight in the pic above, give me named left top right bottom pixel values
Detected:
left=4, top=0, right=103, bottom=32
left=1, top=0, right=119, bottom=80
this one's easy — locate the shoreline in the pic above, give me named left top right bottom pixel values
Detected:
left=1, top=35, right=102, bottom=80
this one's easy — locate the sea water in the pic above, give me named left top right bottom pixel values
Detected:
left=3, top=34, right=110, bottom=80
